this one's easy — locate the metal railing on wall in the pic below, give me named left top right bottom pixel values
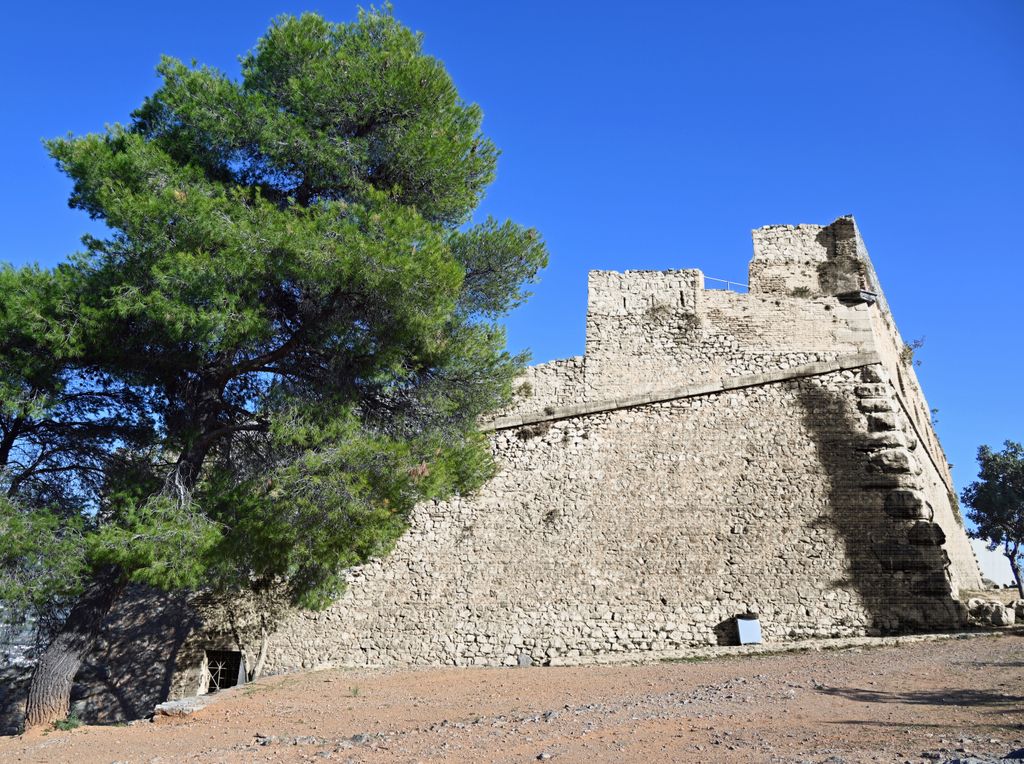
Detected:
left=705, top=276, right=749, bottom=292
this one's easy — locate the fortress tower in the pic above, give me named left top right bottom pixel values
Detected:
left=63, top=217, right=984, bottom=715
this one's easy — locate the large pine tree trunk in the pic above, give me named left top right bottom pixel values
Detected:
left=23, top=567, right=125, bottom=731
left=1010, top=556, right=1024, bottom=600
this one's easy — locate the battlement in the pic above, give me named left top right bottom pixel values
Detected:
left=749, top=216, right=887, bottom=306
left=506, top=215, right=951, bottom=497
left=586, top=269, right=705, bottom=316
left=578, top=217, right=884, bottom=403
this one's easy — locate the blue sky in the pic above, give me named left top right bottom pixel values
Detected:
left=2, top=1, right=1021, bottom=508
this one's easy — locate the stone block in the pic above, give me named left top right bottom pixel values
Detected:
left=866, top=413, right=897, bottom=431
left=867, top=448, right=917, bottom=473
left=857, top=397, right=895, bottom=413
left=883, top=490, right=928, bottom=519
left=991, top=606, right=1016, bottom=627
left=863, top=431, right=908, bottom=449
left=859, top=365, right=885, bottom=383
left=877, top=540, right=944, bottom=573
left=907, top=521, right=945, bottom=547
left=855, top=384, right=889, bottom=398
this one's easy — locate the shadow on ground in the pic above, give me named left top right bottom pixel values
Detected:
left=818, top=686, right=1024, bottom=709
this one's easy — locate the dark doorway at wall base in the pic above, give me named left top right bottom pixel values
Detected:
left=714, top=618, right=739, bottom=646
left=205, top=650, right=243, bottom=693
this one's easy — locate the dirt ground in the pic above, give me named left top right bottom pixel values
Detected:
left=2, top=632, right=1022, bottom=764
left=963, top=589, right=1021, bottom=606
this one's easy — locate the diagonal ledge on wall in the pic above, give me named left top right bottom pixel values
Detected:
left=481, top=351, right=884, bottom=432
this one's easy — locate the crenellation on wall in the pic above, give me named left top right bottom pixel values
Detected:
left=583, top=256, right=874, bottom=400
left=749, top=216, right=876, bottom=300
left=750, top=223, right=836, bottom=296
left=586, top=269, right=705, bottom=317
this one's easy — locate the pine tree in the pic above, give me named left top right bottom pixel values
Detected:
left=6, top=9, right=545, bottom=728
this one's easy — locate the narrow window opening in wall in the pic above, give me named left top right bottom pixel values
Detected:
left=623, top=296, right=627, bottom=310
left=204, top=649, right=245, bottom=693
left=679, top=290, right=686, bottom=309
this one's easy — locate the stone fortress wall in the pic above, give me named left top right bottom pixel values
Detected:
left=744, top=218, right=976, bottom=592
left=166, top=216, right=982, bottom=695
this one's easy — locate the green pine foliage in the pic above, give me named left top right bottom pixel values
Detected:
left=1, top=8, right=546, bottom=619
left=0, top=498, right=86, bottom=613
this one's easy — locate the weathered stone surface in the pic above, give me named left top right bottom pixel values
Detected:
left=867, top=448, right=919, bottom=474
left=154, top=694, right=218, bottom=718
left=867, top=412, right=898, bottom=431
left=859, top=365, right=885, bottom=384
left=907, top=521, right=946, bottom=547
left=990, top=606, right=1016, bottom=627
left=863, top=431, right=910, bottom=449
left=967, top=599, right=1019, bottom=627
left=884, top=490, right=929, bottom=520
left=229, top=370, right=949, bottom=674
left=858, top=397, right=895, bottom=413
left=856, top=384, right=890, bottom=399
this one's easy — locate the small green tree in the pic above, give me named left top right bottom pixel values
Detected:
left=8, top=8, right=546, bottom=729
left=961, top=441, right=1024, bottom=598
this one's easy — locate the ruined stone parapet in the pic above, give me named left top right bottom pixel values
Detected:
left=496, top=356, right=585, bottom=421
left=749, top=216, right=879, bottom=300
left=580, top=220, right=880, bottom=401
left=583, top=278, right=858, bottom=401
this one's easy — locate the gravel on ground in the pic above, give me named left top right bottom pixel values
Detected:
left=2, top=631, right=1021, bottom=763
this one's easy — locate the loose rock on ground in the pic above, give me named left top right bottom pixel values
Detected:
left=1, top=632, right=1021, bottom=763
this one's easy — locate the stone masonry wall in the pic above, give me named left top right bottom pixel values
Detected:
left=749, top=217, right=870, bottom=298
left=868, top=304, right=953, bottom=491
left=743, top=217, right=975, bottom=587
left=498, top=356, right=585, bottom=420
left=868, top=354, right=978, bottom=594
left=583, top=270, right=871, bottom=401
left=747, top=217, right=947, bottom=479
left=186, top=361, right=968, bottom=679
